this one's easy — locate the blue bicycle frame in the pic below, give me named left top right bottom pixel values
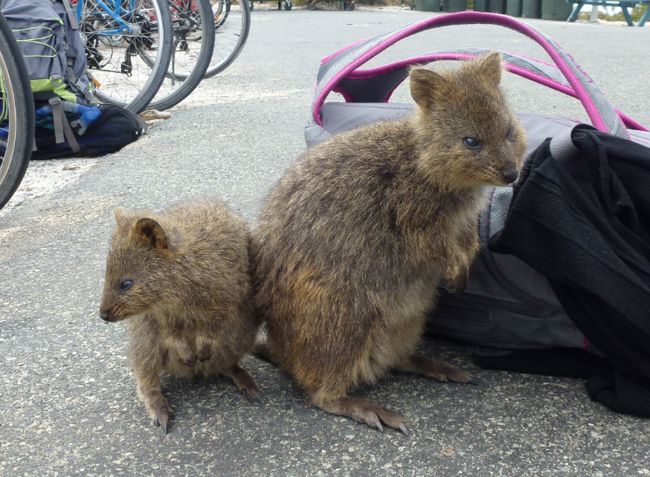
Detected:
left=75, top=0, right=140, bottom=36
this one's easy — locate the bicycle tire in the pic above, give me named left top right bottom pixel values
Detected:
left=82, top=0, right=174, bottom=113
left=0, top=13, right=35, bottom=210
left=145, top=0, right=216, bottom=111
left=203, top=0, right=251, bottom=78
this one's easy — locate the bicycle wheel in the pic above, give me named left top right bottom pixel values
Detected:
left=145, top=0, right=216, bottom=111
left=204, top=0, right=251, bottom=78
left=79, top=0, right=174, bottom=113
left=0, top=13, right=35, bottom=210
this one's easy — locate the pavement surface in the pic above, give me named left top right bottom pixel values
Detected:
left=2, top=7, right=650, bottom=476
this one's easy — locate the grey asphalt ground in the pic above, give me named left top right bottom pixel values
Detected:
left=2, top=7, right=650, bottom=476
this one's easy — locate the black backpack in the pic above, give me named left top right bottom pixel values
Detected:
left=481, top=125, right=650, bottom=418
left=31, top=95, right=146, bottom=160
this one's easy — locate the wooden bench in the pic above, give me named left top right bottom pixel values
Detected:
left=566, top=0, right=650, bottom=26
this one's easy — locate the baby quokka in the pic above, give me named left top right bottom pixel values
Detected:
left=99, top=201, right=259, bottom=433
left=252, top=53, right=527, bottom=433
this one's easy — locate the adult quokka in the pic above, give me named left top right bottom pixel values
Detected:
left=252, top=53, right=527, bottom=433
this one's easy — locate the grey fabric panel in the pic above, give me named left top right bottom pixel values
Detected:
left=486, top=186, right=512, bottom=237
left=320, top=102, right=413, bottom=136
left=308, top=101, right=650, bottom=150
left=1, top=0, right=61, bottom=21
left=2, top=21, right=66, bottom=85
left=307, top=102, right=577, bottom=153
left=50, top=1, right=94, bottom=101
left=1, top=0, right=66, bottom=85
left=1, top=0, right=95, bottom=103
left=518, top=112, right=574, bottom=155
left=304, top=122, right=331, bottom=147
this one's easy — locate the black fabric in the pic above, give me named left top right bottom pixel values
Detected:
left=473, top=348, right=610, bottom=379
left=490, top=125, right=650, bottom=418
left=31, top=104, right=146, bottom=160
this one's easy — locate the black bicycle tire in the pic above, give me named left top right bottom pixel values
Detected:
left=203, top=0, right=251, bottom=78
left=214, top=0, right=230, bottom=28
left=0, top=14, right=35, bottom=210
left=146, top=0, right=216, bottom=111
left=88, top=0, right=174, bottom=113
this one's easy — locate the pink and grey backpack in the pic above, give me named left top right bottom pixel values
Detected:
left=305, top=12, right=650, bottom=417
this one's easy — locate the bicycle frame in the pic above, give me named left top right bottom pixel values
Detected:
left=75, top=0, right=140, bottom=36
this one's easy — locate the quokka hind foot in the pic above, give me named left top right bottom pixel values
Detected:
left=314, top=395, right=410, bottom=435
left=396, top=356, right=473, bottom=384
left=224, top=365, right=260, bottom=400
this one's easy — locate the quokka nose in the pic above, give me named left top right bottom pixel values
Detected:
left=502, top=166, right=519, bottom=184
left=99, top=311, right=111, bottom=322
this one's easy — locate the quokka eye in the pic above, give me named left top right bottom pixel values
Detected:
left=119, top=279, right=134, bottom=291
left=463, top=137, right=481, bottom=150
left=506, top=127, right=513, bottom=139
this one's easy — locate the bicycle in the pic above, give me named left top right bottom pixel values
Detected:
left=145, top=0, right=216, bottom=111
left=74, top=0, right=174, bottom=112
left=154, top=0, right=251, bottom=90
left=206, top=0, right=251, bottom=78
left=0, top=12, right=35, bottom=210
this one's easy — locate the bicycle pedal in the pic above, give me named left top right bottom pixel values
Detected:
left=120, top=62, right=133, bottom=76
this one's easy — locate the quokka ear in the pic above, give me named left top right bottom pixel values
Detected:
left=476, top=52, right=503, bottom=87
left=132, top=217, right=170, bottom=251
left=113, top=208, right=129, bottom=228
left=409, top=67, right=449, bottom=110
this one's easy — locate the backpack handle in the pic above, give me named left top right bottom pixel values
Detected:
left=313, top=12, right=628, bottom=138
left=337, top=48, right=646, bottom=132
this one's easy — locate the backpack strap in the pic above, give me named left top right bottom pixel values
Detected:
left=49, top=96, right=81, bottom=153
left=59, top=0, right=79, bottom=30
left=549, top=127, right=580, bottom=162
left=68, top=72, right=97, bottom=104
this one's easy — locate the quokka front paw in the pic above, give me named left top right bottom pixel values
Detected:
left=172, top=340, right=197, bottom=367
left=179, top=353, right=197, bottom=368
left=443, top=262, right=470, bottom=293
left=141, top=390, right=175, bottom=434
left=197, top=342, right=212, bottom=363
left=446, top=270, right=468, bottom=293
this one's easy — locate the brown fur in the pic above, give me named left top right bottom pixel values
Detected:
left=251, top=53, right=527, bottom=432
left=99, top=201, right=260, bottom=432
